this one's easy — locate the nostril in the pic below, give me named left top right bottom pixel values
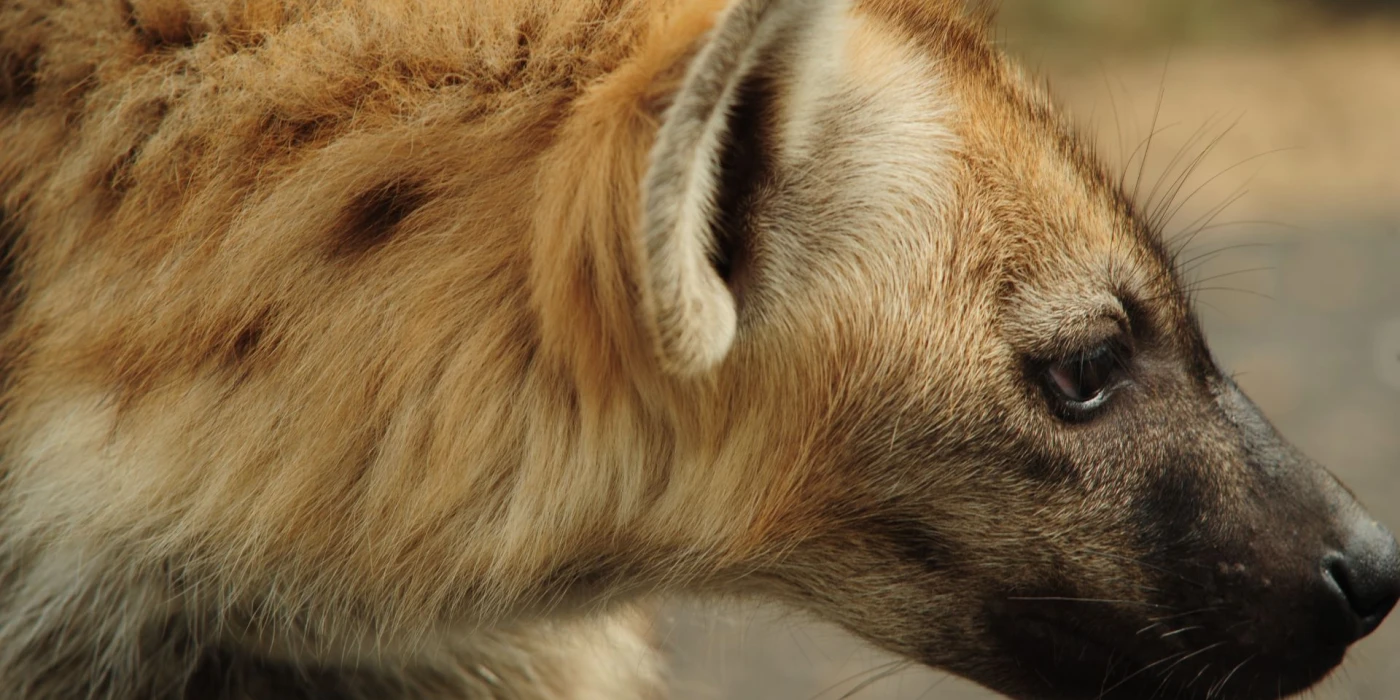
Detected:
left=1321, top=531, right=1400, bottom=641
left=1323, top=556, right=1362, bottom=615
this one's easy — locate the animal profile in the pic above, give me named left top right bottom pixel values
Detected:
left=0, top=0, right=1394, bottom=698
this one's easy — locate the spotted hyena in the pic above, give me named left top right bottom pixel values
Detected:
left=0, top=0, right=1394, bottom=698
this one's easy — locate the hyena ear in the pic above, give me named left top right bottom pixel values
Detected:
left=640, top=0, right=846, bottom=375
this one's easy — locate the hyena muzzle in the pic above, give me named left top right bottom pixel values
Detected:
left=0, top=0, right=1395, bottom=698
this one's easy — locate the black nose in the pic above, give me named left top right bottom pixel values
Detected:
left=1321, top=519, right=1400, bottom=642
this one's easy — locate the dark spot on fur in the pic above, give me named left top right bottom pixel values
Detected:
left=329, top=180, right=427, bottom=259
left=537, top=539, right=682, bottom=611
left=1, top=49, right=39, bottom=104
left=101, top=100, right=170, bottom=197
left=863, top=513, right=958, bottom=573
left=287, top=118, right=325, bottom=146
left=125, top=0, right=206, bottom=50
left=213, top=309, right=281, bottom=378
left=147, top=99, right=171, bottom=122
left=476, top=23, right=536, bottom=92
left=260, top=111, right=338, bottom=151
left=0, top=206, right=21, bottom=299
left=103, top=145, right=142, bottom=196
left=541, top=555, right=617, bottom=604
left=230, top=321, right=264, bottom=363
left=233, top=31, right=269, bottom=49
left=0, top=206, right=22, bottom=402
left=429, top=72, right=467, bottom=89
left=513, top=26, right=532, bottom=73
left=1022, top=450, right=1080, bottom=486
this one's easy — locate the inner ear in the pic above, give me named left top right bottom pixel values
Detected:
left=639, top=0, right=843, bottom=376
left=707, top=71, right=774, bottom=289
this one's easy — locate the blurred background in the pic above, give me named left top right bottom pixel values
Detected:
left=660, top=1, right=1400, bottom=698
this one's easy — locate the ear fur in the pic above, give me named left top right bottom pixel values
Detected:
left=639, top=0, right=848, bottom=375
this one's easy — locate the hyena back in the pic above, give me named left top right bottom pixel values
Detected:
left=0, top=0, right=1395, bottom=698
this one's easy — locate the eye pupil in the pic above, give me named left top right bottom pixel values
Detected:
left=1047, top=346, right=1120, bottom=405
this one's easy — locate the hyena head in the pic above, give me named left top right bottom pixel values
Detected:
left=576, top=0, right=1400, bottom=697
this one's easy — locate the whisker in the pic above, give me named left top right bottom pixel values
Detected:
left=1148, top=605, right=1224, bottom=623
left=1097, top=650, right=1189, bottom=698
left=1099, top=649, right=1125, bottom=697
left=1138, top=282, right=1274, bottom=306
left=1188, top=662, right=1214, bottom=689
left=1153, top=669, right=1179, bottom=700
left=1129, top=53, right=1173, bottom=204
left=914, top=672, right=949, bottom=700
left=809, top=659, right=906, bottom=700
left=1184, top=219, right=1303, bottom=236
left=1170, top=185, right=1252, bottom=257
left=1187, top=286, right=1275, bottom=301
left=1148, top=113, right=1242, bottom=231
left=1144, top=114, right=1221, bottom=225
left=1161, top=146, right=1295, bottom=245
left=1175, top=242, right=1274, bottom=276
left=1208, top=654, right=1257, bottom=699
left=1005, top=596, right=1171, bottom=608
left=1186, top=265, right=1275, bottom=288
left=1159, top=625, right=1201, bottom=639
left=1101, top=65, right=1126, bottom=173
left=1119, top=123, right=1179, bottom=194
left=837, top=660, right=912, bottom=700
left=1159, top=640, right=1225, bottom=675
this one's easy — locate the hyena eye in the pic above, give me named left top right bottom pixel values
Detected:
left=1042, top=340, right=1130, bottom=418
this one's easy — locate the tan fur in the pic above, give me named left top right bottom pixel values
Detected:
left=0, top=0, right=1391, bottom=698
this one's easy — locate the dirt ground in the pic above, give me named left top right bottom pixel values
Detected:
left=658, top=26, right=1400, bottom=700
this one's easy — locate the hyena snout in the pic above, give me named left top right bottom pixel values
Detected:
left=1230, top=479, right=1400, bottom=697
left=1316, top=505, right=1400, bottom=642
left=1168, top=394, right=1400, bottom=697
left=1226, top=385, right=1400, bottom=648
left=971, top=381, right=1400, bottom=700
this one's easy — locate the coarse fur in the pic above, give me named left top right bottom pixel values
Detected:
left=0, top=0, right=1395, bottom=698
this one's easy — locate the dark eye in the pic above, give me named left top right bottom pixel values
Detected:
left=1042, top=341, right=1130, bottom=418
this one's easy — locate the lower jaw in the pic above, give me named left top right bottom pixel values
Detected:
left=985, top=616, right=1344, bottom=700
